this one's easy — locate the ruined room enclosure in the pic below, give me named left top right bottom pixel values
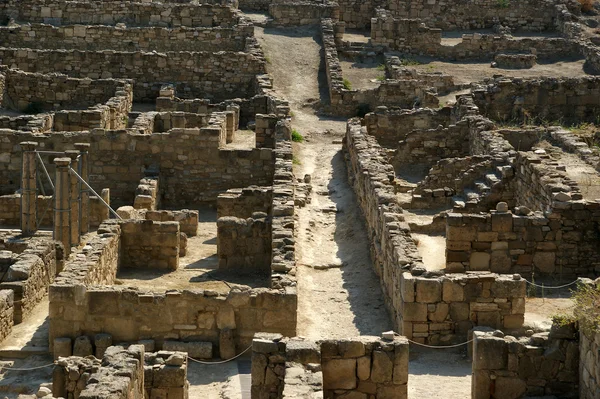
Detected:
left=320, top=0, right=600, bottom=117
left=0, top=0, right=599, bottom=397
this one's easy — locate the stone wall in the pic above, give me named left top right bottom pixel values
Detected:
left=251, top=334, right=409, bottom=399
left=580, top=329, right=600, bottom=399
left=322, top=19, right=438, bottom=116
left=384, top=0, right=571, bottom=31
left=217, top=186, right=273, bottom=219
left=0, top=235, right=58, bottom=323
left=0, top=48, right=265, bottom=102
left=446, top=203, right=600, bottom=278
left=119, top=220, right=180, bottom=271
left=337, top=0, right=385, bottom=28
left=52, top=345, right=146, bottom=399
left=0, top=290, right=13, bottom=344
left=145, top=210, right=198, bottom=237
left=0, top=23, right=252, bottom=53
left=1, top=0, right=240, bottom=28
left=321, top=336, right=409, bottom=399
left=344, top=119, right=526, bottom=343
left=392, top=123, right=469, bottom=169
left=0, top=128, right=275, bottom=207
left=370, top=13, right=581, bottom=60
left=473, top=77, right=600, bottom=124
left=269, top=1, right=339, bottom=26
left=364, top=107, right=452, bottom=148
left=217, top=214, right=271, bottom=273
left=472, top=323, right=579, bottom=399
left=133, top=177, right=159, bottom=210
left=49, top=285, right=297, bottom=352
left=49, top=218, right=296, bottom=351
left=2, top=68, right=133, bottom=114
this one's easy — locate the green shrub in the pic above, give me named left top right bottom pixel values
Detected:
left=292, top=129, right=304, bottom=142
left=496, top=0, right=510, bottom=8
left=342, top=78, right=352, bottom=90
left=572, top=282, right=600, bottom=334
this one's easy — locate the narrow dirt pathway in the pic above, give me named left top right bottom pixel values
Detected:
left=255, top=25, right=391, bottom=339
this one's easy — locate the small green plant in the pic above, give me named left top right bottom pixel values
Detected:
left=342, top=78, right=352, bottom=90
left=376, top=75, right=385, bottom=82
left=376, top=64, right=386, bottom=71
left=400, top=57, right=422, bottom=66
left=571, top=282, right=600, bottom=334
left=551, top=313, right=576, bottom=327
left=289, top=111, right=295, bottom=118
left=496, top=0, right=510, bottom=8
left=23, top=102, right=44, bottom=115
left=292, top=129, right=304, bottom=142
left=292, top=156, right=301, bottom=165
left=265, top=56, right=272, bottom=64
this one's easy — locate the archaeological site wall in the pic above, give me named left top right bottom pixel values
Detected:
left=0, top=0, right=240, bottom=28
left=370, top=13, right=582, bottom=61
left=0, top=290, right=12, bottom=344
left=383, top=0, right=575, bottom=31
left=472, top=323, right=580, bottom=399
left=322, top=19, right=439, bottom=116
left=0, top=48, right=266, bottom=102
left=0, top=128, right=275, bottom=207
left=580, top=329, right=600, bottom=399
left=472, top=77, right=600, bottom=124
left=344, top=120, right=526, bottom=343
left=269, top=1, right=339, bottom=26
left=251, top=333, right=410, bottom=399
left=1, top=68, right=132, bottom=113
left=0, top=24, right=253, bottom=53
left=120, top=220, right=181, bottom=271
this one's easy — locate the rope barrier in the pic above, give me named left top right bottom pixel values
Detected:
left=0, top=362, right=55, bottom=371
left=406, top=338, right=474, bottom=349
left=188, top=344, right=252, bottom=365
left=523, top=279, right=580, bottom=289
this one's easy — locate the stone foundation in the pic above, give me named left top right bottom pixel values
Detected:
left=472, top=322, right=579, bottom=398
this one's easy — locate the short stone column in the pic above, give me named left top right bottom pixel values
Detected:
left=225, top=110, right=235, bottom=144
left=20, top=141, right=38, bottom=235
left=65, top=150, right=80, bottom=246
left=75, top=143, right=90, bottom=235
left=53, top=157, right=71, bottom=253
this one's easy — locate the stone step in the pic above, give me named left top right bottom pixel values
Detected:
left=485, top=173, right=501, bottom=186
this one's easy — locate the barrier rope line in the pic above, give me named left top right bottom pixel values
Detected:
left=188, top=344, right=252, bottom=365
left=0, top=362, right=56, bottom=371
left=406, top=338, right=474, bottom=349
left=523, top=279, right=580, bottom=290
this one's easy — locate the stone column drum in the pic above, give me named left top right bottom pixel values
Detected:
left=20, top=141, right=38, bottom=235
left=65, top=150, right=80, bottom=247
left=53, top=157, right=71, bottom=253
left=75, top=143, right=90, bottom=235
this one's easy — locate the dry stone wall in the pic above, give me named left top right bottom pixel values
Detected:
left=2, top=68, right=132, bottom=114
left=53, top=345, right=146, bottom=399
left=217, top=187, right=273, bottom=219
left=580, top=329, right=600, bottom=399
left=322, top=19, right=438, bottom=116
left=384, top=0, right=572, bottom=31
left=473, top=77, right=600, bottom=124
left=0, top=290, right=13, bottom=344
left=145, top=210, right=198, bottom=237
left=472, top=323, right=580, bottom=399
left=0, top=128, right=275, bottom=207
left=344, top=119, right=526, bottom=343
left=0, top=24, right=252, bottom=53
left=119, top=219, right=180, bottom=271
left=321, top=336, right=409, bottom=399
left=0, top=235, right=58, bottom=323
left=364, top=107, right=452, bottom=148
left=0, top=48, right=265, bottom=102
left=218, top=214, right=272, bottom=273
left=1, top=0, right=240, bottom=28
left=269, top=1, right=339, bottom=26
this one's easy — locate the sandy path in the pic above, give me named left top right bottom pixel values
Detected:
left=255, top=25, right=391, bottom=339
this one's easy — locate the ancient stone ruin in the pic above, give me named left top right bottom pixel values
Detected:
left=0, top=0, right=599, bottom=398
